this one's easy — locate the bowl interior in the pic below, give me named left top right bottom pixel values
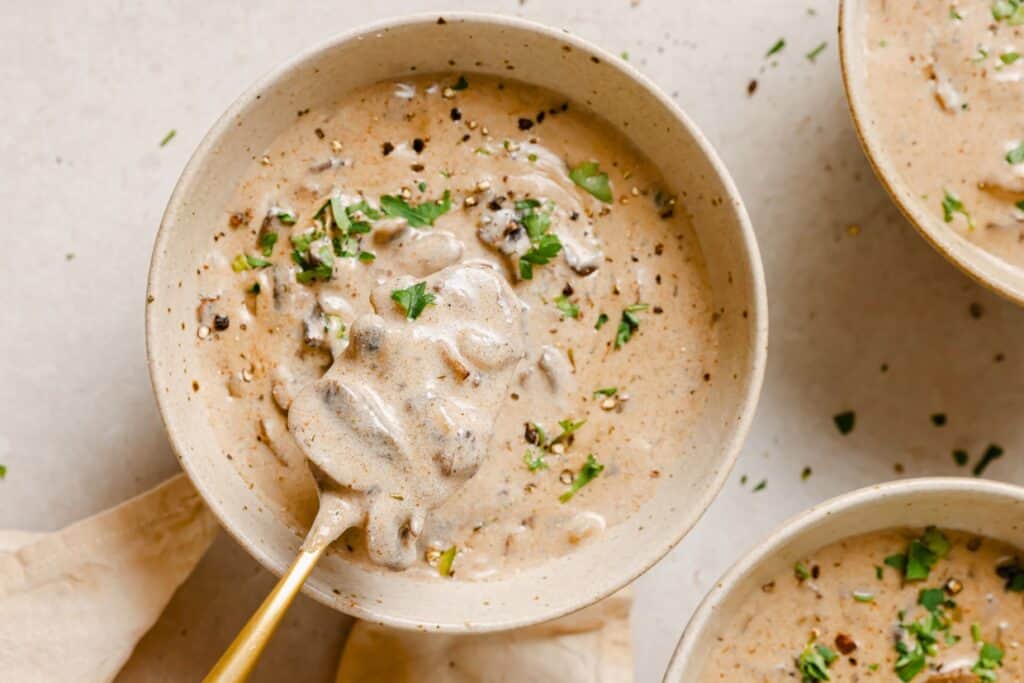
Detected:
left=147, top=13, right=766, bottom=632
left=839, top=0, right=1024, bottom=305
left=665, top=478, right=1024, bottom=682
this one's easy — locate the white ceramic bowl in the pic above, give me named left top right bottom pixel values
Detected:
left=664, top=477, right=1024, bottom=681
left=147, top=12, right=767, bottom=632
left=839, top=0, right=1024, bottom=305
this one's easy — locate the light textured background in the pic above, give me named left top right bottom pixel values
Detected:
left=3, top=1, right=1024, bottom=680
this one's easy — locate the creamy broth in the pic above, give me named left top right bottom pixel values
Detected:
left=864, top=1, right=1024, bottom=267
left=703, top=528, right=1024, bottom=682
left=193, top=74, right=717, bottom=579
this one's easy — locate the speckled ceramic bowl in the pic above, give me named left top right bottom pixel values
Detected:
left=839, top=0, right=1024, bottom=306
left=664, top=477, right=1024, bottom=681
left=147, top=13, right=767, bottom=632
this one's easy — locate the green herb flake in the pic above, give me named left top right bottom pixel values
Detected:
left=380, top=190, right=452, bottom=228
left=953, top=449, right=969, bottom=466
left=1000, top=51, right=1021, bottom=64
left=801, top=466, right=812, bottom=481
left=973, top=641, right=1004, bottom=680
left=523, top=450, right=548, bottom=472
left=231, top=254, right=252, bottom=272
left=554, top=295, right=580, bottom=319
left=159, top=129, right=176, bottom=147
left=437, top=546, right=457, bottom=577
left=875, top=565, right=884, bottom=580
left=390, top=281, right=436, bottom=320
left=950, top=6, right=964, bottom=19
left=753, top=479, right=767, bottom=492
left=973, top=443, right=1004, bottom=477
left=797, top=642, right=837, bottom=681
left=766, top=38, right=786, bottom=58
left=833, top=411, right=856, bottom=435
left=972, top=623, right=983, bottom=643
left=595, top=313, right=609, bottom=329
left=358, top=251, right=376, bottom=263
left=248, top=282, right=261, bottom=295
left=569, top=161, right=613, bottom=203
left=559, top=454, right=605, bottom=503
left=918, top=587, right=947, bottom=612
left=884, top=553, right=908, bottom=573
left=620, top=51, right=630, bottom=61
left=0, top=464, right=6, bottom=479
left=902, top=527, right=952, bottom=581
left=519, top=234, right=563, bottom=280
left=1017, top=200, right=1024, bottom=212
left=593, top=387, right=618, bottom=398
left=806, top=42, right=827, bottom=62
left=941, top=189, right=973, bottom=228
left=614, top=304, right=648, bottom=349
left=275, top=209, right=296, bottom=225
left=853, top=591, right=874, bottom=603
left=418, top=181, right=428, bottom=192
left=452, top=75, right=469, bottom=91
left=1006, top=140, right=1024, bottom=165
left=794, top=562, right=810, bottom=581
left=259, top=231, right=279, bottom=257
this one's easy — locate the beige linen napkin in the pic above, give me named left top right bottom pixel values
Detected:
left=335, top=590, right=633, bottom=682
left=0, top=474, right=218, bottom=682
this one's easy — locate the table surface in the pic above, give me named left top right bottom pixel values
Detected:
left=5, top=1, right=1024, bottom=680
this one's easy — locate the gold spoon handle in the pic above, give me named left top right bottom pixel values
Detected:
left=203, top=543, right=327, bottom=683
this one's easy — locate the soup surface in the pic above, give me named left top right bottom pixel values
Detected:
left=192, top=73, right=717, bottom=579
left=864, top=1, right=1024, bottom=267
left=703, top=528, right=1024, bottom=681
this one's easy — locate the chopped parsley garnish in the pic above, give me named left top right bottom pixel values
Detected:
left=875, top=565, right=884, bottom=580
left=918, top=587, right=948, bottom=613
left=159, top=129, right=176, bottom=147
left=290, top=231, right=333, bottom=283
left=437, top=546, right=457, bottom=577
left=275, top=209, right=297, bottom=225
left=766, top=38, right=786, bottom=58
left=801, top=466, right=813, bottom=481
left=516, top=200, right=562, bottom=280
left=995, top=557, right=1024, bottom=591
left=972, top=641, right=1004, bottom=681
left=418, top=181, right=427, bottom=192
left=753, top=479, right=767, bottom=492
left=614, top=303, right=649, bottom=348
left=953, top=449, right=969, bottom=466
left=833, top=410, right=856, bottom=435
left=886, top=527, right=951, bottom=581
left=559, top=454, right=604, bottom=502
left=797, top=642, right=836, bottom=681
left=1000, top=51, right=1021, bottom=65
left=552, top=418, right=586, bottom=446
left=554, top=294, right=580, bottom=318
left=593, top=387, right=618, bottom=398
left=452, top=75, right=469, bottom=91
left=941, top=189, right=973, bottom=228
left=595, top=313, right=609, bottom=329
left=259, top=231, right=278, bottom=257
left=523, top=450, right=548, bottom=472
left=569, top=161, right=613, bottom=203
left=248, top=282, right=261, bottom=295
left=794, top=562, right=810, bottom=581
left=0, top=464, right=6, bottom=479
left=232, top=253, right=272, bottom=271
left=950, top=7, right=964, bottom=19
left=973, top=443, right=1004, bottom=476
left=853, top=591, right=874, bottom=603
left=894, top=589, right=956, bottom=682
left=1006, top=140, right=1024, bottom=165
left=806, top=42, right=827, bottom=62
left=380, top=190, right=451, bottom=228
left=358, top=251, right=375, bottom=262
left=390, top=281, right=436, bottom=320
left=1018, top=200, right=1024, bottom=212
left=992, top=0, right=1024, bottom=23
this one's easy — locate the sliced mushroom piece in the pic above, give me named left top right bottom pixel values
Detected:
left=538, top=345, right=575, bottom=395
left=371, top=217, right=411, bottom=244
left=561, top=232, right=603, bottom=276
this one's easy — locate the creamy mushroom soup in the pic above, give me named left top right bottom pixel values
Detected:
left=192, top=73, right=717, bottom=579
left=864, top=1, right=1024, bottom=267
left=703, top=528, right=1024, bottom=681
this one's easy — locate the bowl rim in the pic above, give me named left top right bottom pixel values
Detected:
left=663, top=476, right=1024, bottom=681
left=838, top=0, right=1024, bottom=307
left=146, top=10, right=768, bottom=630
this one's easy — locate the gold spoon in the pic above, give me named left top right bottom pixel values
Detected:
left=204, top=490, right=360, bottom=682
